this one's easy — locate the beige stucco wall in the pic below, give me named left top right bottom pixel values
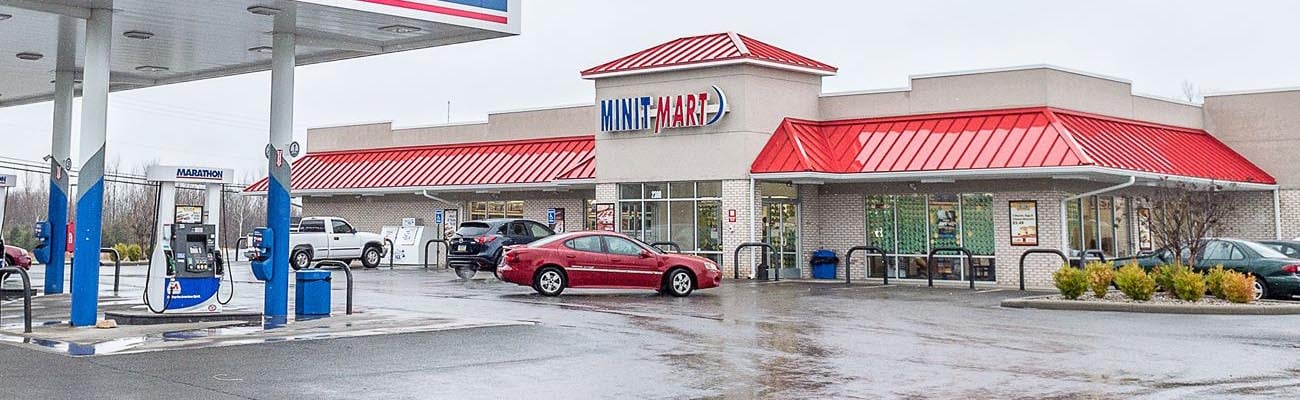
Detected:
left=818, top=67, right=1204, bottom=129
left=1204, top=89, right=1300, bottom=189
left=592, top=65, right=823, bottom=182
left=306, top=105, right=595, bottom=153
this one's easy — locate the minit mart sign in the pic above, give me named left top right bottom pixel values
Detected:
left=600, top=86, right=728, bottom=134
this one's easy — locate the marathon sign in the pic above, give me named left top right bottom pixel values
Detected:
left=600, top=85, right=728, bottom=134
left=146, top=166, right=235, bottom=185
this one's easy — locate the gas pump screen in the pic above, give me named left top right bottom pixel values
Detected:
left=189, top=245, right=203, bottom=255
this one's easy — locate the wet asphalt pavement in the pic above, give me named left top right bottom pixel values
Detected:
left=2, top=262, right=1300, bottom=399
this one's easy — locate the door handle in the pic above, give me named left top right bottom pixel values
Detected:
left=333, top=237, right=340, bottom=240
left=565, top=254, right=576, bottom=259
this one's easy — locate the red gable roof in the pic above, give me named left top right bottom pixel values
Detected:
left=751, top=107, right=1275, bottom=185
left=581, top=32, right=837, bottom=78
left=244, top=135, right=595, bottom=193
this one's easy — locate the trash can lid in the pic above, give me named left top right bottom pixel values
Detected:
left=812, top=249, right=836, bottom=258
left=296, top=270, right=331, bottom=281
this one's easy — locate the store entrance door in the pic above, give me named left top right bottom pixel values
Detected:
left=763, top=201, right=800, bottom=279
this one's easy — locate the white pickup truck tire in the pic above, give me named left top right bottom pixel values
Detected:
left=361, top=246, right=382, bottom=269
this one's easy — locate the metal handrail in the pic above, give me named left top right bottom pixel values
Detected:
left=733, top=242, right=777, bottom=281
left=1018, top=249, right=1069, bottom=291
left=313, top=260, right=353, bottom=315
left=0, top=266, right=33, bottom=333
left=845, top=246, right=889, bottom=285
left=383, top=238, right=395, bottom=269
left=233, top=237, right=249, bottom=262
left=926, top=247, right=977, bottom=289
left=100, top=248, right=122, bottom=294
left=649, top=241, right=682, bottom=253
left=422, top=239, right=449, bottom=270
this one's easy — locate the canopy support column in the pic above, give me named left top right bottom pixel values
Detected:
left=264, top=8, right=297, bottom=322
left=70, top=7, right=113, bottom=327
left=45, top=16, right=77, bottom=295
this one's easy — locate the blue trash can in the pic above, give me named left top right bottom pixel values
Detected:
left=810, top=249, right=839, bottom=279
left=295, top=270, right=332, bottom=316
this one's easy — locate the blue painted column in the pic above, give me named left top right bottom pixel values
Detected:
left=45, top=17, right=77, bottom=295
left=70, top=8, right=113, bottom=327
left=264, top=8, right=297, bottom=321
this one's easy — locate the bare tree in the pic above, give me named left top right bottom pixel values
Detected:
left=1181, top=80, right=1202, bottom=103
left=1145, top=179, right=1234, bottom=266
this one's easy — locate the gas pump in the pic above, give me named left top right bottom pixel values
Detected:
left=143, top=166, right=235, bottom=314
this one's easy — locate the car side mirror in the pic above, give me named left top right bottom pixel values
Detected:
left=639, top=250, right=652, bottom=258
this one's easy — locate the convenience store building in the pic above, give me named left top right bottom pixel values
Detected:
left=247, top=32, right=1298, bottom=287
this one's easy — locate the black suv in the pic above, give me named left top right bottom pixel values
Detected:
left=448, top=219, right=554, bottom=279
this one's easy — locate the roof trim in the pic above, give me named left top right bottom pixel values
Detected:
left=1203, top=86, right=1300, bottom=98
left=581, top=58, right=837, bottom=80
left=908, top=64, right=1132, bottom=85
left=304, top=134, right=595, bottom=157
left=751, top=166, right=1278, bottom=191
left=244, top=181, right=576, bottom=197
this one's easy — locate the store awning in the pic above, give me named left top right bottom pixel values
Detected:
left=750, top=107, right=1276, bottom=189
left=244, top=135, right=594, bottom=195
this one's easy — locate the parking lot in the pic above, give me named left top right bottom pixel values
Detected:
left=2, top=263, right=1300, bottom=399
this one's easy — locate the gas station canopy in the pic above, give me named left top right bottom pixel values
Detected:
left=0, top=0, right=520, bottom=107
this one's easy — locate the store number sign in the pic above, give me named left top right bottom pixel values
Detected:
left=1008, top=200, right=1039, bottom=246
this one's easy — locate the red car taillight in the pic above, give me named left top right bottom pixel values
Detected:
left=475, top=236, right=498, bottom=245
left=1282, top=265, right=1300, bottom=274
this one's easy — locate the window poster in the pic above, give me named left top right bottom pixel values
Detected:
left=595, top=203, right=616, bottom=231
left=443, top=209, right=459, bottom=239
left=1136, top=207, right=1153, bottom=250
left=1008, top=200, right=1039, bottom=246
left=175, top=205, right=203, bottom=224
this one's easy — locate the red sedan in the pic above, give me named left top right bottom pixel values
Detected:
left=4, top=245, right=32, bottom=270
left=497, top=231, right=721, bottom=297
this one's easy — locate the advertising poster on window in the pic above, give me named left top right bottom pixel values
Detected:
left=1008, top=200, right=1039, bottom=246
left=1136, top=207, right=1153, bottom=250
left=442, top=209, right=459, bottom=239
left=595, top=203, right=616, bottom=231
left=175, top=205, right=203, bottom=224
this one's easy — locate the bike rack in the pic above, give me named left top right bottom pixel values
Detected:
left=1017, top=249, right=1068, bottom=291
left=383, top=238, right=395, bottom=269
left=233, top=237, right=249, bottom=262
left=1078, top=249, right=1107, bottom=268
left=0, top=266, right=33, bottom=333
left=845, top=246, right=889, bottom=285
left=100, top=248, right=122, bottom=294
left=423, top=239, right=449, bottom=270
left=733, top=242, right=777, bottom=281
left=649, top=241, right=682, bottom=253
left=926, top=247, right=977, bottom=289
left=313, top=260, right=354, bottom=315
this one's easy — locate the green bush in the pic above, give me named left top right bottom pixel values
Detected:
left=1221, top=272, right=1256, bottom=304
left=1084, top=261, right=1115, bottom=298
left=1153, top=263, right=1191, bottom=292
left=126, top=244, right=144, bottom=261
left=1053, top=264, right=1088, bottom=300
left=1172, top=269, right=1207, bottom=302
left=1205, top=265, right=1229, bottom=299
left=111, top=243, right=130, bottom=262
left=1115, top=262, right=1155, bottom=301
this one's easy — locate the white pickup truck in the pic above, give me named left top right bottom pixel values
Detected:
left=289, top=217, right=386, bottom=270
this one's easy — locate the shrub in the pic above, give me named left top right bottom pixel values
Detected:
left=1171, top=269, right=1207, bottom=302
left=1053, top=264, right=1088, bottom=300
left=1153, top=263, right=1190, bottom=292
left=1084, top=261, right=1115, bottom=298
left=126, top=244, right=144, bottom=261
left=1221, top=272, right=1256, bottom=304
left=1114, top=262, right=1155, bottom=301
left=1205, top=265, right=1229, bottom=299
left=111, top=243, right=130, bottom=262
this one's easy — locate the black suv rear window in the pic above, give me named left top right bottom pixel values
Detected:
left=456, top=222, right=492, bottom=236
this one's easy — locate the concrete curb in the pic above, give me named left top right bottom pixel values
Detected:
left=1001, top=295, right=1300, bottom=315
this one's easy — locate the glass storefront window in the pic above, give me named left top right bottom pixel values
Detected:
left=1099, top=197, right=1115, bottom=256
left=1066, top=200, right=1082, bottom=252
left=469, top=200, right=524, bottom=220
left=896, top=195, right=928, bottom=255
left=1115, top=197, right=1132, bottom=257
left=697, top=200, right=722, bottom=252
left=865, top=196, right=896, bottom=252
left=961, top=194, right=995, bottom=256
left=618, top=182, right=723, bottom=259
left=585, top=199, right=596, bottom=230
left=1082, top=196, right=1098, bottom=251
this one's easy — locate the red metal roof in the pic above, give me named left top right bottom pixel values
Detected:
left=581, top=32, right=837, bottom=78
left=245, top=135, right=595, bottom=193
left=751, top=107, right=1275, bottom=184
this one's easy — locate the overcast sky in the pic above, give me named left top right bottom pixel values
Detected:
left=1, top=0, right=1297, bottom=184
